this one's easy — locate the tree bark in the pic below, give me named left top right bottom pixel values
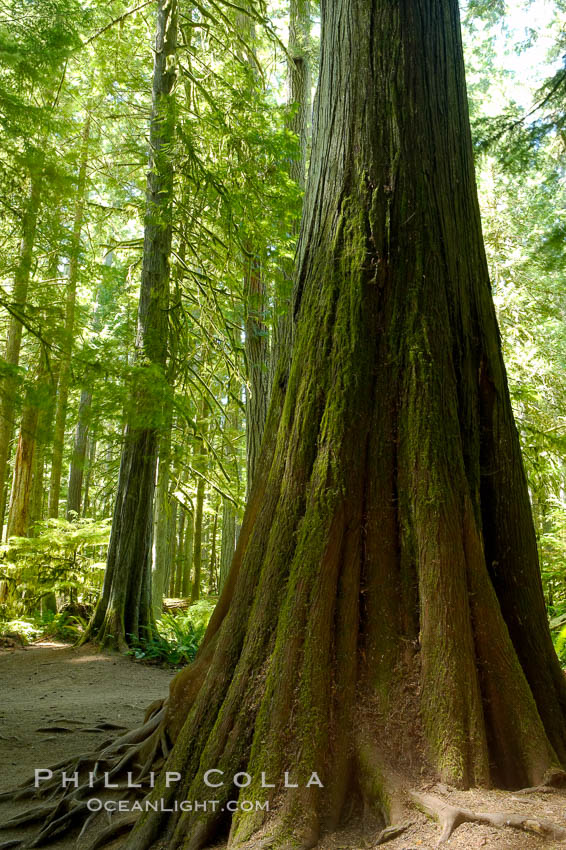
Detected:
left=172, top=507, right=185, bottom=597
left=244, top=253, right=269, bottom=496
left=219, top=498, right=236, bottom=592
left=5, top=349, right=52, bottom=538
left=153, top=433, right=173, bottom=615
left=81, top=430, right=96, bottom=518
left=82, top=0, right=177, bottom=650
left=208, top=496, right=219, bottom=593
left=0, top=165, right=43, bottom=537
left=190, top=408, right=207, bottom=604
left=181, top=509, right=194, bottom=598
left=48, top=115, right=91, bottom=518
left=66, top=388, right=92, bottom=520
left=119, top=0, right=566, bottom=846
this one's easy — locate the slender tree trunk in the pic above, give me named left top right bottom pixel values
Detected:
left=172, top=507, right=185, bottom=598
left=244, top=254, right=269, bottom=495
left=208, top=497, right=219, bottom=594
left=181, top=510, right=193, bottom=598
left=166, top=500, right=177, bottom=598
left=153, top=434, right=173, bottom=615
left=66, top=389, right=92, bottom=520
left=190, top=476, right=205, bottom=604
left=48, top=116, right=91, bottom=518
left=190, top=399, right=208, bottom=604
left=0, top=166, right=43, bottom=537
left=81, top=431, right=96, bottom=518
left=119, top=0, right=566, bottom=846
left=82, top=0, right=178, bottom=650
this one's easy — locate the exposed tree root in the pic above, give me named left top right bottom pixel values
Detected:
left=80, top=813, right=138, bottom=850
left=0, top=707, right=168, bottom=848
left=373, top=822, right=412, bottom=845
left=411, top=790, right=566, bottom=844
left=514, top=768, right=566, bottom=795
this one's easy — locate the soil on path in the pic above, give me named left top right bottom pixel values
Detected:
left=0, top=640, right=175, bottom=848
left=1, top=642, right=566, bottom=850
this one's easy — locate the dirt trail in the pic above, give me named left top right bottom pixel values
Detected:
left=0, top=640, right=174, bottom=848
left=1, top=643, right=566, bottom=850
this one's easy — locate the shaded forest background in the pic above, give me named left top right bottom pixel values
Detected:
left=0, top=0, right=564, bottom=660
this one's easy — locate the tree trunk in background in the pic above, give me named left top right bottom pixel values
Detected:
left=82, top=0, right=178, bottom=650
left=28, top=440, right=45, bottom=531
left=190, top=399, right=208, bottom=604
left=190, top=474, right=205, bottom=604
left=172, top=507, right=185, bottom=597
left=244, top=254, right=269, bottom=495
left=123, top=0, right=566, bottom=846
left=6, top=401, right=39, bottom=539
left=269, top=0, right=312, bottom=379
left=66, top=389, right=92, bottom=520
left=81, top=431, right=96, bottom=518
left=208, top=497, right=219, bottom=593
left=181, top=511, right=193, bottom=598
left=6, top=350, right=51, bottom=538
left=0, top=165, right=43, bottom=537
left=165, top=500, right=177, bottom=598
left=48, top=116, right=91, bottom=518
left=153, top=434, right=173, bottom=615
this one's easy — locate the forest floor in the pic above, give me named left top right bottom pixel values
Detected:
left=1, top=643, right=566, bottom=850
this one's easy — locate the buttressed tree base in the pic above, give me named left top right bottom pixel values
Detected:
left=3, top=0, right=566, bottom=847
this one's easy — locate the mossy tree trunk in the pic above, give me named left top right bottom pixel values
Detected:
left=122, top=0, right=566, bottom=846
left=82, top=0, right=177, bottom=651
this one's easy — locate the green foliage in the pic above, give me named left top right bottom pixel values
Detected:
left=0, top=518, right=110, bottom=618
left=0, top=617, right=41, bottom=643
left=463, top=2, right=566, bottom=616
left=0, top=610, right=88, bottom=644
left=129, top=601, right=215, bottom=666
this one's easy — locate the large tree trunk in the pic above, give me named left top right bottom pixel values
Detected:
left=119, top=0, right=566, bottom=845
left=0, top=165, right=43, bottom=538
left=48, top=116, right=91, bottom=518
left=82, top=0, right=177, bottom=650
